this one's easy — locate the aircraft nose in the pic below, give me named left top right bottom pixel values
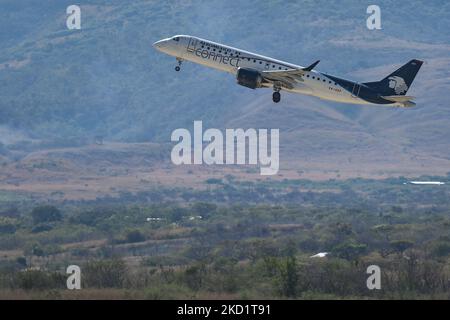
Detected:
left=153, top=40, right=163, bottom=49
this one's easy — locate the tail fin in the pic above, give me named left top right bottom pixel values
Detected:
left=363, top=59, right=423, bottom=96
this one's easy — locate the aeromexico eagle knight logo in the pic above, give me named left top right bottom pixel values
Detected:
left=388, top=76, right=408, bottom=94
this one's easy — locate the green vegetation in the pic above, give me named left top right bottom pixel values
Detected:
left=0, top=177, right=449, bottom=299
left=31, top=205, right=62, bottom=224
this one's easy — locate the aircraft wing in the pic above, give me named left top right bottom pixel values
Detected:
left=261, top=70, right=303, bottom=89
left=260, top=60, right=320, bottom=90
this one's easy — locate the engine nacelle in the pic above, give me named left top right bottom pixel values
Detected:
left=236, top=68, right=263, bottom=89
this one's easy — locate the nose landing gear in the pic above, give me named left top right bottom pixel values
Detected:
left=175, top=58, right=183, bottom=72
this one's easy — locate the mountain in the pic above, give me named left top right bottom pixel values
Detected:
left=0, top=0, right=449, bottom=178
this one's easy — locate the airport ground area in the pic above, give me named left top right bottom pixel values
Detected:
left=0, top=176, right=449, bottom=299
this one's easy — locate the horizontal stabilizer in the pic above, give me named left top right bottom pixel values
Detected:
left=381, top=95, right=415, bottom=102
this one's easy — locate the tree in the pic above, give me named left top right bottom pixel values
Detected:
left=333, top=242, right=367, bottom=261
left=31, top=244, right=45, bottom=257
left=70, top=208, right=115, bottom=226
left=31, top=205, right=62, bottom=224
left=125, top=229, right=146, bottom=243
left=390, top=240, right=414, bottom=254
left=277, top=256, right=298, bottom=298
left=184, top=263, right=207, bottom=291
left=16, top=257, right=27, bottom=268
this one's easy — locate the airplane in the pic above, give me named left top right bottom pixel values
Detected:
left=153, top=35, right=423, bottom=107
left=403, top=181, right=446, bottom=185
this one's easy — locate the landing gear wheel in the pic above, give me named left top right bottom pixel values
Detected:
left=175, top=58, right=183, bottom=72
left=272, top=91, right=281, bottom=103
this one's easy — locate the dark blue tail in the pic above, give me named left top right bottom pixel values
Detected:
left=363, top=59, right=423, bottom=96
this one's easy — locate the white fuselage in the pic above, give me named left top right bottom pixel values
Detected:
left=153, top=35, right=375, bottom=105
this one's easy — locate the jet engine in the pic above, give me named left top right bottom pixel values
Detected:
left=236, top=68, right=263, bottom=89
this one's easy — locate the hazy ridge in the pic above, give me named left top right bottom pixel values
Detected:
left=0, top=0, right=449, bottom=179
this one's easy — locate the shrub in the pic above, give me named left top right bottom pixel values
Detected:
left=31, top=223, right=54, bottom=233
left=183, top=264, right=207, bottom=291
left=0, top=217, right=18, bottom=234
left=431, top=241, right=450, bottom=257
left=31, top=206, right=62, bottom=224
left=205, top=178, right=222, bottom=185
left=83, top=259, right=127, bottom=288
left=15, top=270, right=65, bottom=290
left=70, top=208, right=115, bottom=227
left=333, top=242, right=367, bottom=260
left=16, top=257, right=27, bottom=268
left=125, top=229, right=146, bottom=243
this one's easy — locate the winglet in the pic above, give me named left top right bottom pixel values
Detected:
left=303, top=60, right=320, bottom=71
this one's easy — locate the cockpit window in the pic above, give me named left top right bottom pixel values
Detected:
left=173, top=37, right=180, bottom=42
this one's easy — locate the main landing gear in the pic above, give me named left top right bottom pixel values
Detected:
left=272, top=84, right=281, bottom=103
left=272, top=91, right=281, bottom=103
left=175, top=58, right=183, bottom=72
